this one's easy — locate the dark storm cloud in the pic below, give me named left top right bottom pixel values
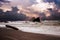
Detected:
left=0, top=0, right=10, bottom=3
left=40, top=0, right=60, bottom=20
left=43, top=0, right=60, bottom=3
left=0, top=0, right=5, bottom=6
left=0, top=0, right=10, bottom=7
left=0, top=0, right=5, bottom=2
left=43, top=0, right=60, bottom=7
left=46, top=8, right=60, bottom=20
left=54, top=0, right=60, bottom=9
left=43, top=0, right=55, bottom=3
left=0, top=7, right=27, bottom=21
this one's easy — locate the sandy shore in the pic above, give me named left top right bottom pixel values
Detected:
left=0, top=28, right=60, bottom=40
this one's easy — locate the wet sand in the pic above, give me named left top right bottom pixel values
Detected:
left=0, top=28, right=60, bottom=40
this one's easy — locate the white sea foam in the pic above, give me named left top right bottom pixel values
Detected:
left=0, top=21, right=60, bottom=36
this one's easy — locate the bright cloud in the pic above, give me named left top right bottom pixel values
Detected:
left=28, top=0, right=55, bottom=12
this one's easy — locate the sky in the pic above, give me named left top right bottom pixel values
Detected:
left=0, top=0, right=60, bottom=20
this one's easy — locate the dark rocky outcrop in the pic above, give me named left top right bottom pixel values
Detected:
left=32, top=17, right=41, bottom=22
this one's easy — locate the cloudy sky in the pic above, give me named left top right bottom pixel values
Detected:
left=0, top=0, right=60, bottom=20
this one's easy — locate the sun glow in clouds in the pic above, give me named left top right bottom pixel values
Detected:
left=0, top=0, right=56, bottom=18
left=36, top=0, right=54, bottom=9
